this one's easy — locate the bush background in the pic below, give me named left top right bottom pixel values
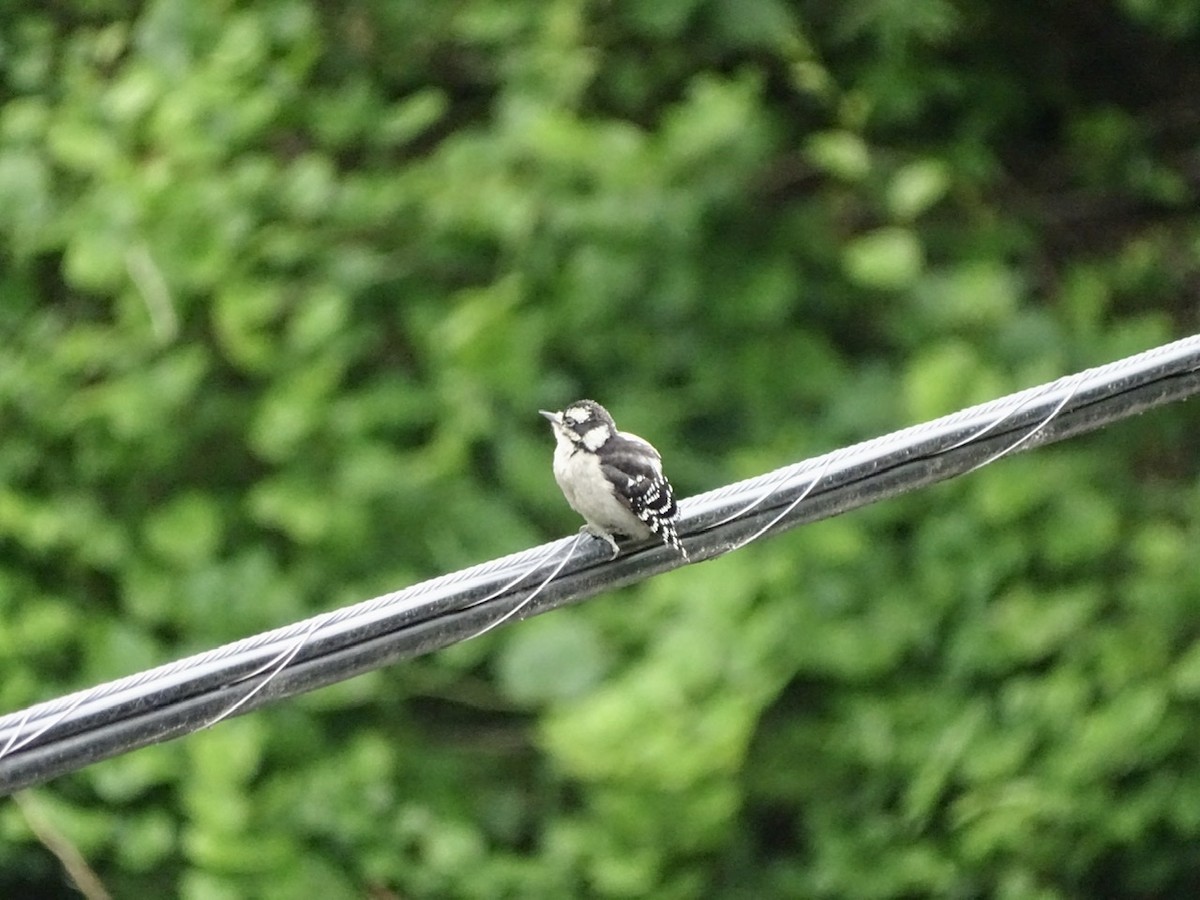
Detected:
left=2, top=0, right=1200, bottom=896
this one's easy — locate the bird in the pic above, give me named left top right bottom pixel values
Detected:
left=539, top=400, right=688, bottom=560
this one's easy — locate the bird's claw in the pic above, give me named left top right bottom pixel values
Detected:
left=580, top=525, right=621, bottom=559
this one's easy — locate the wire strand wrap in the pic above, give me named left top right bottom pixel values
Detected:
left=3, top=336, right=1200, bottom=793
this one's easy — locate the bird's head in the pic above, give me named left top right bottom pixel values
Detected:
left=539, top=400, right=615, bottom=451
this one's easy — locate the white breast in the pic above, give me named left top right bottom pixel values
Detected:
left=552, top=438, right=652, bottom=539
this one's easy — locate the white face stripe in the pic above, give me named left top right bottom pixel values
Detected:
left=581, top=424, right=611, bottom=451
left=565, top=406, right=591, bottom=424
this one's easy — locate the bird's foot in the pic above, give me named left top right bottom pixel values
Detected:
left=580, top=525, right=621, bottom=560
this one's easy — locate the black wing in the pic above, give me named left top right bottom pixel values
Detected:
left=600, top=433, right=685, bottom=556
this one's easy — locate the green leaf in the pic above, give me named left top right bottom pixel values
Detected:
left=805, top=129, right=871, bottom=181
left=843, top=226, right=924, bottom=289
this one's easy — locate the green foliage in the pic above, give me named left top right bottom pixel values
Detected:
left=2, top=0, right=1200, bottom=896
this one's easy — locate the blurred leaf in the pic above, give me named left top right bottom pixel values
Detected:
left=805, top=129, right=871, bottom=181
left=495, top=614, right=612, bottom=703
left=887, top=158, right=950, bottom=219
left=843, top=226, right=924, bottom=289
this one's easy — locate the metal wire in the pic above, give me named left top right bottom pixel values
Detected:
left=3, top=335, right=1200, bottom=794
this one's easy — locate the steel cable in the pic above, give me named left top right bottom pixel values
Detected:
left=3, top=335, right=1199, bottom=793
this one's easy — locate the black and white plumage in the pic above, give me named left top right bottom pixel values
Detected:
left=540, top=400, right=688, bottom=561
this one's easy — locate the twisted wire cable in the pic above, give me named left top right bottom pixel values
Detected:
left=3, top=335, right=1199, bottom=794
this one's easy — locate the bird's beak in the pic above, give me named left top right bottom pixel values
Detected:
left=539, top=409, right=560, bottom=423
